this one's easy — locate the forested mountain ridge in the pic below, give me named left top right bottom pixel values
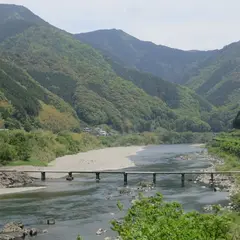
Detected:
left=0, top=4, right=48, bottom=43
left=76, top=29, right=240, bottom=129
left=0, top=4, right=182, bottom=133
left=76, top=29, right=240, bottom=107
left=0, top=4, right=236, bottom=133
left=76, top=29, right=216, bottom=84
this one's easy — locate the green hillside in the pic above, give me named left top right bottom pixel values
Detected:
left=76, top=29, right=240, bottom=130
left=0, top=4, right=47, bottom=43
left=186, top=43, right=240, bottom=107
left=108, top=59, right=214, bottom=114
left=0, top=24, right=182, bottom=133
left=76, top=29, right=215, bottom=84
left=0, top=58, right=80, bottom=132
left=0, top=4, right=235, bottom=133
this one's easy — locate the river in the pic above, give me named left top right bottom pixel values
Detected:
left=0, top=144, right=229, bottom=240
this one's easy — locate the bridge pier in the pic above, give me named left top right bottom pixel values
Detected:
left=41, top=172, right=46, bottom=181
left=96, top=172, right=100, bottom=182
left=153, top=173, right=156, bottom=185
left=66, top=172, right=74, bottom=181
left=124, top=173, right=128, bottom=186
left=210, top=173, right=214, bottom=187
left=181, top=173, right=185, bottom=187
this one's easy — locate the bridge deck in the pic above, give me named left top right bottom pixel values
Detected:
left=1, top=169, right=239, bottom=184
left=1, top=170, right=240, bottom=174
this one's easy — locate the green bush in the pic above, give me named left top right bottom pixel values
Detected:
left=111, top=193, right=236, bottom=240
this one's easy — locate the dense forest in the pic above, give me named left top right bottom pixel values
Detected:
left=0, top=4, right=239, bottom=135
left=76, top=29, right=240, bottom=126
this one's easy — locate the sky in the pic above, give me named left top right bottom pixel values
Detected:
left=0, top=0, right=239, bottom=50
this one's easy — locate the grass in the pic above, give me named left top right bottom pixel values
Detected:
left=7, top=158, right=48, bottom=166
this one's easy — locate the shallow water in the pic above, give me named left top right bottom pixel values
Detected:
left=0, top=144, right=229, bottom=239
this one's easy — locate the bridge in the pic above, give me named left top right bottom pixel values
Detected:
left=1, top=169, right=240, bottom=186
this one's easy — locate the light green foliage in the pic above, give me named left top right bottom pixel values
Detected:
left=0, top=130, right=102, bottom=166
left=76, top=235, right=83, bottom=240
left=0, top=59, right=79, bottom=132
left=111, top=193, right=236, bottom=240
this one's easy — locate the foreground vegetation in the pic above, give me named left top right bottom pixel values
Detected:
left=77, top=193, right=240, bottom=240
left=0, top=129, right=213, bottom=166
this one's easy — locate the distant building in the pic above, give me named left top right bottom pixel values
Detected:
left=95, top=127, right=108, bottom=136
left=83, top=127, right=91, bottom=132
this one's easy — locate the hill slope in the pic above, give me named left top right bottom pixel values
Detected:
left=76, top=29, right=240, bottom=129
left=108, top=59, right=214, bottom=116
left=186, top=42, right=240, bottom=107
left=0, top=4, right=48, bottom=43
left=0, top=5, right=181, bottom=133
left=0, top=4, right=225, bottom=133
left=0, top=59, right=80, bottom=132
left=76, top=29, right=215, bottom=84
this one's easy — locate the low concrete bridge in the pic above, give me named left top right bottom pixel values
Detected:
left=1, top=170, right=240, bottom=186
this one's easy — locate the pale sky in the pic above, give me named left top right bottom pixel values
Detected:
left=0, top=0, right=239, bottom=50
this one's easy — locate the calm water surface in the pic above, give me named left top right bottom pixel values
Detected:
left=0, top=144, right=229, bottom=239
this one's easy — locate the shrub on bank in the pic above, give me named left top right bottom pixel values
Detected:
left=0, top=130, right=102, bottom=166
left=0, top=129, right=213, bottom=166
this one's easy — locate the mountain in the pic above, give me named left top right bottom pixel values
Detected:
left=76, top=29, right=240, bottom=128
left=0, top=4, right=48, bottom=43
left=107, top=59, right=214, bottom=116
left=0, top=4, right=187, bottom=133
left=0, top=4, right=233, bottom=133
left=186, top=42, right=240, bottom=107
left=76, top=29, right=216, bottom=84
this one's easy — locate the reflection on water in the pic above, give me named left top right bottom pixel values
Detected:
left=0, top=145, right=229, bottom=240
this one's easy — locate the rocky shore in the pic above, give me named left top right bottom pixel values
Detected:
left=0, top=172, right=33, bottom=188
left=0, top=222, right=47, bottom=240
left=195, top=151, right=238, bottom=197
left=194, top=150, right=239, bottom=213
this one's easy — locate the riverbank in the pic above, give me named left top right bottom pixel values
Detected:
left=195, top=152, right=238, bottom=198
left=0, top=146, right=143, bottom=180
left=196, top=132, right=240, bottom=207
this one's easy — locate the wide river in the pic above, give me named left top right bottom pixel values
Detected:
left=0, top=144, right=229, bottom=239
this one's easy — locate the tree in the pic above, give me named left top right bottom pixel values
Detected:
left=111, top=193, right=235, bottom=240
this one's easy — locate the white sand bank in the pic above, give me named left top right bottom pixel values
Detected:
left=1, top=146, right=144, bottom=179
left=0, top=187, right=46, bottom=196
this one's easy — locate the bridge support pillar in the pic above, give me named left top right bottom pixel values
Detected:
left=41, top=172, right=46, bottom=181
left=181, top=173, right=185, bottom=187
left=96, top=172, right=100, bottom=182
left=210, top=173, right=214, bottom=187
left=66, top=172, right=74, bottom=181
left=153, top=173, right=156, bottom=185
left=124, top=173, right=128, bottom=186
